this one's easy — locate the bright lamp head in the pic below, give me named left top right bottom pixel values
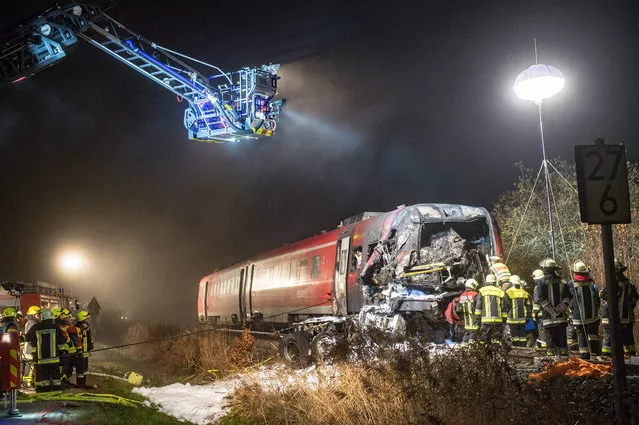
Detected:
left=514, top=64, right=564, bottom=103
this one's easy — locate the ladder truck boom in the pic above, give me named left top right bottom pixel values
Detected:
left=0, top=1, right=286, bottom=143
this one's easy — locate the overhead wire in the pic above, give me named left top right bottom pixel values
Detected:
left=506, top=162, right=544, bottom=263
left=548, top=165, right=570, bottom=265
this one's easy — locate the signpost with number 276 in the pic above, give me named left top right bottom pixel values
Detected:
left=575, top=141, right=631, bottom=224
left=575, top=138, right=631, bottom=424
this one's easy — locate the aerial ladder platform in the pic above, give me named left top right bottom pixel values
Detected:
left=0, top=1, right=286, bottom=143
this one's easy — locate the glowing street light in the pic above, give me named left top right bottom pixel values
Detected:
left=514, top=43, right=565, bottom=259
left=58, top=251, right=86, bottom=274
left=514, top=64, right=565, bottom=104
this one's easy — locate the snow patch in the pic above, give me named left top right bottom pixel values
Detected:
left=134, top=379, right=240, bottom=425
left=133, top=364, right=337, bottom=424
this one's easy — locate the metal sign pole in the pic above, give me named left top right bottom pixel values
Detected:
left=601, top=224, right=627, bottom=423
left=575, top=139, right=631, bottom=424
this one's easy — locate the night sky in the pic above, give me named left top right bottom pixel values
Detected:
left=1, top=0, right=638, bottom=323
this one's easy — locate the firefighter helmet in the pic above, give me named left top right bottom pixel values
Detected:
left=520, top=280, right=528, bottom=288
left=2, top=307, right=16, bottom=318
left=539, top=258, right=559, bottom=269
left=465, top=278, right=479, bottom=290
left=485, top=274, right=497, bottom=284
left=614, top=259, right=627, bottom=272
left=531, top=269, right=544, bottom=280
left=59, top=309, right=72, bottom=320
left=572, top=261, right=589, bottom=274
left=509, top=275, right=521, bottom=286
left=27, top=305, right=41, bottom=315
left=52, top=307, right=62, bottom=319
left=77, top=310, right=91, bottom=321
left=489, top=256, right=503, bottom=264
left=41, top=309, right=53, bottom=321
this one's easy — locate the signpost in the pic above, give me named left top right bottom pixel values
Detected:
left=575, top=138, right=631, bottom=424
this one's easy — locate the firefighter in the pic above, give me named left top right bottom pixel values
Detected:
left=15, top=310, right=25, bottom=331
left=57, top=309, right=76, bottom=387
left=531, top=269, right=546, bottom=348
left=602, top=259, right=638, bottom=356
left=489, top=256, right=512, bottom=290
left=566, top=261, right=600, bottom=359
left=475, top=274, right=510, bottom=344
left=25, top=309, right=64, bottom=392
left=536, top=258, right=572, bottom=356
left=22, top=306, right=41, bottom=387
left=456, top=278, right=480, bottom=346
left=52, top=308, right=63, bottom=325
left=1, top=307, right=20, bottom=334
left=76, top=310, right=93, bottom=381
left=506, top=275, right=532, bottom=347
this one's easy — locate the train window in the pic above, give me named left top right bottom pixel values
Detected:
left=299, top=259, right=308, bottom=280
left=311, top=256, right=321, bottom=279
left=339, top=249, right=348, bottom=274
left=289, top=261, right=298, bottom=281
left=351, top=246, right=363, bottom=270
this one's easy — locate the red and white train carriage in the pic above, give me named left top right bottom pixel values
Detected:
left=198, top=203, right=503, bottom=330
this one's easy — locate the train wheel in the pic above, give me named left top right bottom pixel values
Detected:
left=279, top=333, right=310, bottom=368
left=310, top=331, right=336, bottom=362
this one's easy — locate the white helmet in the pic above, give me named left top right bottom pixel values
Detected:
left=465, top=279, right=479, bottom=290
left=509, top=275, right=521, bottom=286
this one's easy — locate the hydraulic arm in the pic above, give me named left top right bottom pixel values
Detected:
left=0, top=1, right=286, bottom=143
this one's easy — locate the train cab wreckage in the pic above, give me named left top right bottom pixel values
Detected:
left=0, top=1, right=286, bottom=143
left=197, top=204, right=503, bottom=365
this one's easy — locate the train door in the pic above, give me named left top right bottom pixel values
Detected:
left=334, top=236, right=350, bottom=314
left=239, top=265, right=254, bottom=323
left=198, top=280, right=208, bottom=321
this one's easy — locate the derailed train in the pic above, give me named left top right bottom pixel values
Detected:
left=197, top=204, right=503, bottom=361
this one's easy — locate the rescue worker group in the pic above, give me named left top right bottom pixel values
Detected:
left=1, top=306, right=93, bottom=393
left=453, top=256, right=637, bottom=358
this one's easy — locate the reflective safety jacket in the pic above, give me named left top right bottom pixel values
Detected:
left=23, top=317, right=40, bottom=358
left=456, top=289, right=480, bottom=330
left=76, top=320, right=93, bottom=358
left=505, top=287, right=532, bottom=324
left=25, top=319, right=64, bottom=365
left=475, top=284, right=510, bottom=324
left=567, top=276, right=599, bottom=325
left=601, top=276, right=638, bottom=325
left=536, top=273, right=572, bottom=327
left=490, top=263, right=511, bottom=284
left=58, top=323, right=78, bottom=354
left=532, top=281, right=542, bottom=314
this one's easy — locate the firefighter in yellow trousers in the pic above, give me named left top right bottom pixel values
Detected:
left=506, top=275, right=532, bottom=347
left=475, top=274, right=511, bottom=344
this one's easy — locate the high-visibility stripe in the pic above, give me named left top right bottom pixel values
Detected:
left=37, top=358, right=60, bottom=365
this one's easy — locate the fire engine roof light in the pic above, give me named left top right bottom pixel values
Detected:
left=514, top=64, right=564, bottom=103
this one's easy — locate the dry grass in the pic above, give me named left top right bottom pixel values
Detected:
left=224, top=330, right=639, bottom=425
left=125, top=324, right=276, bottom=384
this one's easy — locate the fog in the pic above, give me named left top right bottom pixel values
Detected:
left=1, top=0, right=638, bottom=324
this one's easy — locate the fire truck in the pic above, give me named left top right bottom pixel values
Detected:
left=0, top=281, right=79, bottom=314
